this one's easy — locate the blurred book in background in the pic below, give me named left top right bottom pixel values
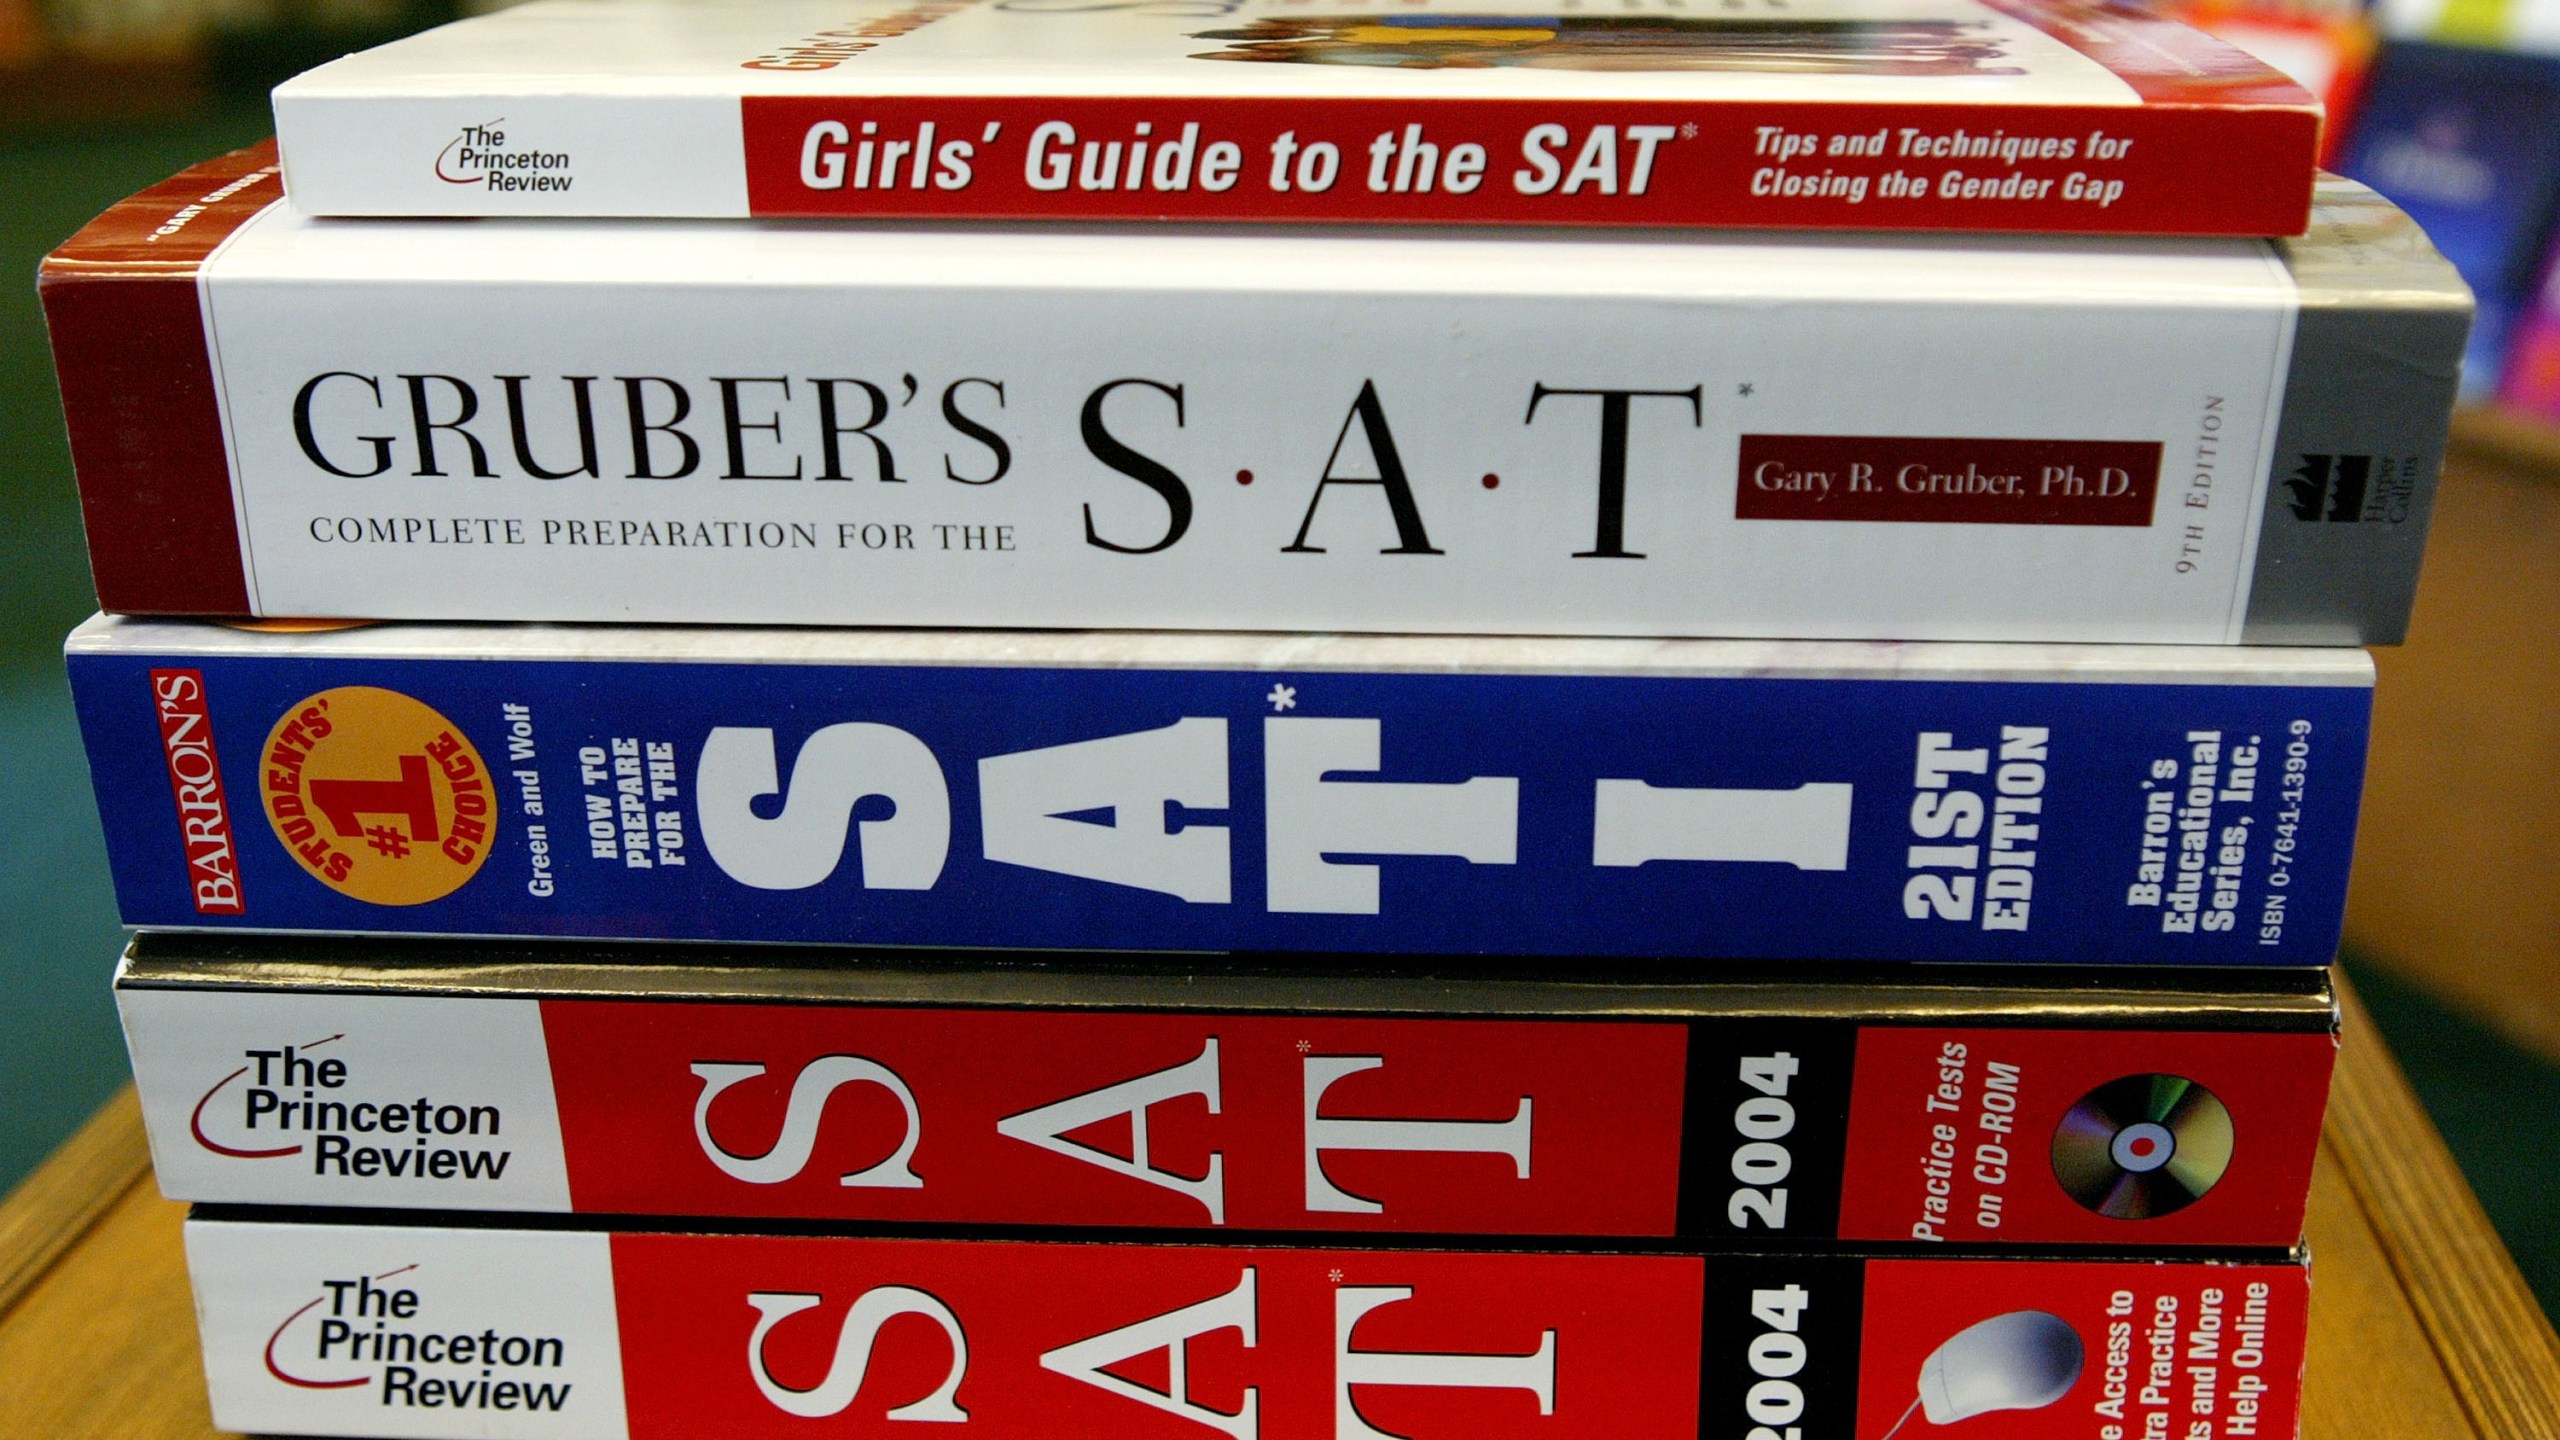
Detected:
left=2390, top=0, right=2560, bottom=421
left=2162, top=0, right=2560, bottom=421
left=2153, top=0, right=2378, bottom=162
left=2376, top=0, right=2560, bottom=51
left=2503, top=235, right=2560, bottom=417
left=2337, top=36, right=2560, bottom=398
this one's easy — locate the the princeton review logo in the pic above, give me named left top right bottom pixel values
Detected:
left=260, top=687, right=495, bottom=906
left=189, top=1033, right=513, bottom=1180
left=2284, top=453, right=2417, bottom=525
left=264, top=1265, right=574, bottom=1413
left=434, top=119, right=576, bottom=194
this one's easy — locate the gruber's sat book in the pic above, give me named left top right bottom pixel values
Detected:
left=43, top=148, right=2467, bottom=642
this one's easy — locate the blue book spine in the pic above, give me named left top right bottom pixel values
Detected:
left=70, top=620, right=2369, bottom=966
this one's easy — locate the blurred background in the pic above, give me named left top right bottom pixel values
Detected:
left=0, top=0, right=2557, bottom=1317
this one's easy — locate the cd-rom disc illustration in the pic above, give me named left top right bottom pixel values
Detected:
left=2050, top=1074, right=2233, bottom=1219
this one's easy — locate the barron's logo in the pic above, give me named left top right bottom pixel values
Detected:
left=151, top=668, right=245, bottom=914
left=260, top=687, right=494, bottom=906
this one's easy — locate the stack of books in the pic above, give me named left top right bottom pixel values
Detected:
left=39, top=2, right=2470, bottom=1435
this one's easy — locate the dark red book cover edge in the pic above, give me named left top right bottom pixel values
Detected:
left=41, top=141, right=280, bottom=616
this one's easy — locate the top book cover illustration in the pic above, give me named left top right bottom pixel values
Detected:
left=269, top=0, right=2324, bottom=235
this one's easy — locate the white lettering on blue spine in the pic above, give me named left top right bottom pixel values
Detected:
left=979, top=717, right=1229, bottom=902
left=1264, top=717, right=1519, bottom=915
left=693, top=714, right=1865, bottom=913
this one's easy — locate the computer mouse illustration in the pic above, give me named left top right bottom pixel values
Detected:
left=1880, top=1309, right=2084, bottom=1438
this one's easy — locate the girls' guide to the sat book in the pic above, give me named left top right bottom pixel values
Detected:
left=266, top=0, right=2325, bottom=234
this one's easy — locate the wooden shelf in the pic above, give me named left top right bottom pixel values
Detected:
left=1, top=978, right=2554, bottom=1437
left=2351, top=420, right=2560, bottom=1062
left=2450, top=405, right=2560, bottom=480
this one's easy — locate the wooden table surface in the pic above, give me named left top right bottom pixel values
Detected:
left=2351, top=413, right=2560, bottom=1064
left=0, top=981, right=2554, bottom=1439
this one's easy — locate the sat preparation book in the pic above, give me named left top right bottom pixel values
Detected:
left=266, top=0, right=2324, bottom=235
left=69, top=617, right=2371, bottom=966
left=189, top=1211, right=2311, bottom=1440
left=123, top=935, right=2337, bottom=1249
left=45, top=151, right=2465, bottom=643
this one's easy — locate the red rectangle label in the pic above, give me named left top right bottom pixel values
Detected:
left=736, top=98, right=2315, bottom=236
left=1833, top=1028, right=2334, bottom=1247
left=149, top=667, right=244, bottom=913
left=543, top=1003, right=1688, bottom=1235
left=1857, top=1257, right=2307, bottom=1440
left=1735, top=435, right=2162, bottom=525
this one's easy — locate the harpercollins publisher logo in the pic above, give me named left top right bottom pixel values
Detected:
left=2284, top=453, right=2416, bottom=525
left=260, top=687, right=495, bottom=906
left=152, top=668, right=244, bottom=914
left=434, top=120, right=575, bottom=195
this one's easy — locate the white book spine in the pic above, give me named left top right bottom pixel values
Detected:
left=46, top=152, right=2464, bottom=640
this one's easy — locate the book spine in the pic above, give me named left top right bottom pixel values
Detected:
left=2244, top=180, right=2471, bottom=644
left=44, top=152, right=2461, bottom=640
left=124, top=980, right=2335, bottom=1246
left=188, top=1214, right=2311, bottom=1440
left=70, top=634, right=2370, bottom=964
left=272, top=94, right=2318, bottom=235
left=37, top=143, right=276, bottom=614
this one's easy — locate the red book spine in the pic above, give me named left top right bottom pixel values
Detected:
left=39, top=143, right=273, bottom=616
left=136, top=976, right=2336, bottom=1248
left=200, top=1213, right=2313, bottom=1440
left=544, top=1003, right=2333, bottom=1248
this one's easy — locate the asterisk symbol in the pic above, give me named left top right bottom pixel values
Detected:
left=1329, top=1269, right=1344, bottom=1283
left=1296, top=1040, right=1313, bottom=1054
left=1738, top=383, right=1754, bottom=397
left=1268, top=684, right=1297, bottom=711
left=1680, top=122, right=1699, bottom=139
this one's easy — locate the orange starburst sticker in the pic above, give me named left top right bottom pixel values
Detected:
left=259, top=687, right=494, bottom=906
